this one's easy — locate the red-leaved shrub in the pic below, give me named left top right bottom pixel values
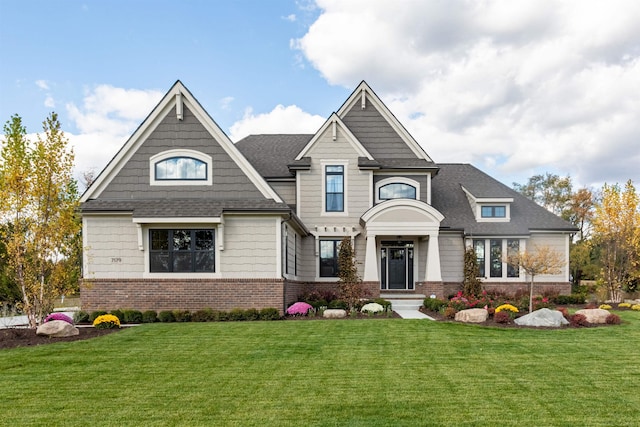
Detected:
left=494, top=311, right=510, bottom=324
left=570, top=313, right=589, bottom=327
left=557, top=307, right=569, bottom=319
left=605, top=314, right=621, bottom=325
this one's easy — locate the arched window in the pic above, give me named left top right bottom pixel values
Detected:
left=149, top=149, right=212, bottom=186
left=155, top=157, right=207, bottom=180
left=379, top=183, right=417, bottom=200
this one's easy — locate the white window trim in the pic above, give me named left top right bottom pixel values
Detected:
left=321, top=160, right=349, bottom=216
left=141, top=223, right=221, bottom=278
left=476, top=203, right=511, bottom=222
left=149, top=149, right=213, bottom=186
left=375, top=177, right=420, bottom=203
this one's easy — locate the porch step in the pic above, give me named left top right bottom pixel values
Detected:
left=380, top=294, right=426, bottom=311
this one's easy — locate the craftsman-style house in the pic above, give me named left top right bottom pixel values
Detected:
left=79, top=81, right=576, bottom=312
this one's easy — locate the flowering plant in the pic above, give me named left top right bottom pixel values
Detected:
left=618, top=302, right=631, bottom=308
left=632, top=304, right=640, bottom=311
left=44, top=312, right=74, bottom=325
left=361, top=302, right=384, bottom=314
left=495, top=304, right=519, bottom=314
left=93, top=314, right=121, bottom=329
left=286, top=302, right=313, bottom=316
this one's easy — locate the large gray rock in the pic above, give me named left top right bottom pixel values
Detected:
left=36, top=320, right=79, bottom=337
left=323, top=309, right=347, bottom=319
left=514, top=308, right=569, bottom=327
left=455, top=308, right=488, bottom=323
left=574, top=308, right=610, bottom=324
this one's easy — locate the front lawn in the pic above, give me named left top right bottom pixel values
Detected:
left=1, top=311, right=639, bottom=426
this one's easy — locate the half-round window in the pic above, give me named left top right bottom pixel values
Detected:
left=379, top=183, right=417, bottom=200
left=155, top=157, right=207, bottom=180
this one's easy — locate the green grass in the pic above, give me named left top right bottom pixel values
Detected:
left=2, top=312, right=639, bottom=426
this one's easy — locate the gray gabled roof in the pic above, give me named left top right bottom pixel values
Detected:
left=235, top=134, right=312, bottom=178
left=431, top=164, right=577, bottom=235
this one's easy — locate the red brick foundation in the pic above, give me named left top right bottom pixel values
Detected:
left=81, top=278, right=287, bottom=313
left=416, top=281, right=572, bottom=299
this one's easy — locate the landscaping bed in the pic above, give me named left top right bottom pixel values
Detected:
left=0, top=327, right=121, bottom=350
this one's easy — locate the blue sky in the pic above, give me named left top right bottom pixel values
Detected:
left=1, top=0, right=639, bottom=189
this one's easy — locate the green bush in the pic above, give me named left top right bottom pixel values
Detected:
left=228, top=308, right=246, bottom=321
left=373, top=298, right=392, bottom=310
left=192, top=308, right=215, bottom=322
left=259, top=307, right=281, bottom=320
left=213, top=310, right=229, bottom=321
left=158, top=310, right=175, bottom=322
left=74, top=310, right=90, bottom=324
left=123, top=310, right=143, bottom=324
left=110, top=309, right=125, bottom=323
left=89, top=310, right=108, bottom=322
left=142, top=310, right=158, bottom=323
left=173, top=310, right=191, bottom=322
left=424, top=297, right=447, bottom=312
left=328, top=299, right=348, bottom=310
left=553, top=294, right=586, bottom=305
left=244, top=308, right=260, bottom=321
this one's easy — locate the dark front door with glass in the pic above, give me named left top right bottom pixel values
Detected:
left=380, top=241, right=414, bottom=290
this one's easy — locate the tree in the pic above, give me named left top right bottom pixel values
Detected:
left=337, top=237, right=365, bottom=311
left=506, top=245, right=564, bottom=313
left=513, top=173, right=573, bottom=217
left=592, top=180, right=640, bottom=301
left=463, top=247, right=482, bottom=297
left=0, top=113, right=80, bottom=327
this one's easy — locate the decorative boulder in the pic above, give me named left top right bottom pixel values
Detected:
left=323, top=309, right=347, bottom=319
left=454, top=308, right=488, bottom=323
left=36, top=320, right=79, bottom=337
left=514, top=308, right=569, bottom=327
left=574, top=308, right=610, bottom=324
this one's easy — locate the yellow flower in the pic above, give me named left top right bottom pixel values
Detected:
left=495, top=304, right=519, bottom=313
left=618, top=303, right=631, bottom=308
left=599, top=304, right=612, bottom=310
left=632, top=304, right=640, bottom=311
left=93, top=314, right=121, bottom=328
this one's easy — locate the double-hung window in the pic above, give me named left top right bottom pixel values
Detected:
left=150, top=229, right=215, bottom=272
left=325, top=166, right=344, bottom=212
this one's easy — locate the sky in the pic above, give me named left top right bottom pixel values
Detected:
left=1, top=0, right=639, bottom=190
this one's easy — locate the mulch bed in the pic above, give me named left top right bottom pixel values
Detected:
left=0, top=327, right=122, bottom=350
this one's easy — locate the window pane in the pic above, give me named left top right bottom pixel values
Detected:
left=173, top=252, right=193, bottom=272
left=325, top=166, right=344, bottom=212
left=379, top=183, right=416, bottom=200
left=474, top=240, right=485, bottom=277
left=151, top=230, right=169, bottom=250
left=326, top=193, right=343, bottom=212
left=326, top=174, right=343, bottom=192
left=195, top=230, right=214, bottom=250
left=326, top=165, right=343, bottom=173
left=155, top=157, right=207, bottom=180
left=495, top=206, right=506, bottom=217
left=490, top=239, right=502, bottom=277
left=173, top=230, right=191, bottom=251
left=150, top=252, right=169, bottom=272
left=481, top=206, right=492, bottom=217
left=319, top=240, right=339, bottom=277
left=507, top=239, right=519, bottom=277
left=195, top=251, right=215, bottom=272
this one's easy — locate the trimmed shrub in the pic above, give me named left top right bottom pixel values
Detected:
left=74, top=310, right=90, bottom=324
left=110, top=309, right=125, bottom=323
left=570, top=313, right=589, bottom=327
left=142, top=310, right=158, bottom=323
left=158, top=310, right=175, bottom=323
left=260, top=307, right=281, bottom=320
left=244, top=308, right=260, bottom=321
left=606, top=314, right=621, bottom=325
left=89, top=310, right=108, bottom=323
left=424, top=297, right=447, bottom=312
left=443, top=307, right=457, bottom=319
left=494, top=311, right=510, bottom=324
left=192, top=308, right=215, bottom=322
left=228, top=308, right=246, bottom=321
left=214, top=310, right=229, bottom=321
left=373, top=298, right=392, bottom=310
left=553, top=294, right=586, bottom=305
left=328, top=299, right=348, bottom=310
left=123, top=310, right=143, bottom=324
left=173, top=310, right=191, bottom=322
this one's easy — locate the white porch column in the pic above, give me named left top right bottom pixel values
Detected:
left=363, top=233, right=378, bottom=281
left=425, top=233, right=442, bottom=282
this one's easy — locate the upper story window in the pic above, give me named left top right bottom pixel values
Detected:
left=379, top=183, right=417, bottom=200
left=375, top=177, right=421, bottom=203
left=155, top=157, right=207, bottom=180
left=325, top=165, right=344, bottom=212
left=150, top=149, right=213, bottom=186
left=481, top=205, right=506, bottom=218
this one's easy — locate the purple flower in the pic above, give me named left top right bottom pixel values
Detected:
left=286, top=302, right=313, bottom=316
left=44, top=312, right=74, bottom=325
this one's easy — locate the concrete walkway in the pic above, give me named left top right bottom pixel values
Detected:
left=395, top=309, right=434, bottom=320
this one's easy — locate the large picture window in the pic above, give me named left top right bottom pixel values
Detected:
left=473, top=238, right=520, bottom=279
left=325, top=166, right=344, bottom=212
left=150, top=229, right=215, bottom=272
left=319, top=239, right=341, bottom=277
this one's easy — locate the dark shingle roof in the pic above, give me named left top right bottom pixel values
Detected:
left=431, top=164, right=577, bottom=235
left=81, top=198, right=291, bottom=217
left=235, top=134, right=312, bottom=178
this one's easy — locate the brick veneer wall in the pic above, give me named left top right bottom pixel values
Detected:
left=416, top=281, right=571, bottom=299
left=81, top=278, right=286, bottom=313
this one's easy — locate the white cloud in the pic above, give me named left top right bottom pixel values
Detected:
left=229, top=104, right=325, bottom=141
left=65, top=85, right=163, bottom=181
left=283, top=14, right=296, bottom=22
left=35, top=80, right=49, bottom=90
left=220, top=96, right=234, bottom=110
left=44, top=96, right=55, bottom=108
left=293, top=0, right=640, bottom=187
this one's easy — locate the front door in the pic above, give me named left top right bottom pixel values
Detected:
left=380, top=241, right=414, bottom=290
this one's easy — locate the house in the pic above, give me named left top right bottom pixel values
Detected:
left=79, top=80, right=577, bottom=312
